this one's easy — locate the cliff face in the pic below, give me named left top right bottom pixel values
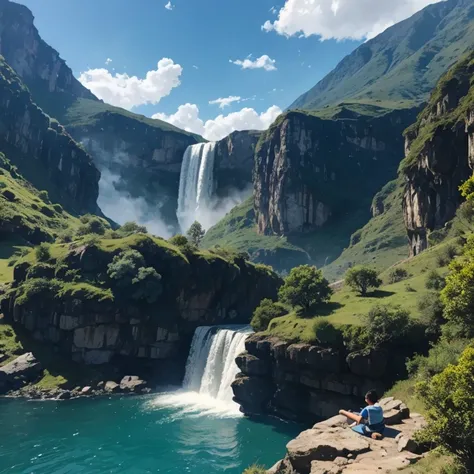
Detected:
left=401, top=52, right=474, bottom=256
left=231, top=334, right=402, bottom=423
left=3, top=235, right=281, bottom=375
left=0, top=58, right=100, bottom=214
left=255, top=109, right=417, bottom=236
left=214, top=130, right=261, bottom=197
left=0, top=0, right=96, bottom=117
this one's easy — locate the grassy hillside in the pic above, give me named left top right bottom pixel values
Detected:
left=290, top=0, right=474, bottom=111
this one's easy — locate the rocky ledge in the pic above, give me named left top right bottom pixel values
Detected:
left=231, top=334, right=396, bottom=423
left=268, top=398, right=428, bottom=474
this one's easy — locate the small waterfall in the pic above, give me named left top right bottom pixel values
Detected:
left=177, top=142, right=216, bottom=232
left=184, top=326, right=252, bottom=403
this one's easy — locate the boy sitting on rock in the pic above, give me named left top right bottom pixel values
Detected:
left=339, top=390, right=385, bottom=440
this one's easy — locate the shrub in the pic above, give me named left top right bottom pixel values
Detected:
left=362, top=305, right=411, bottom=348
left=387, top=267, right=409, bottom=284
left=119, top=221, right=148, bottom=235
left=250, top=299, right=287, bottom=331
left=416, top=345, right=474, bottom=470
left=278, top=265, right=333, bottom=312
left=2, top=189, right=15, bottom=202
left=441, top=259, right=474, bottom=337
left=169, top=234, right=190, bottom=247
left=38, top=190, right=50, bottom=203
left=312, top=320, right=342, bottom=345
left=187, top=221, right=205, bottom=247
left=417, top=292, right=445, bottom=338
left=76, top=216, right=108, bottom=236
left=57, top=229, right=73, bottom=243
left=425, top=270, right=445, bottom=290
left=52, top=203, right=63, bottom=213
left=15, top=278, right=61, bottom=306
left=107, top=250, right=145, bottom=284
left=342, top=325, right=370, bottom=352
left=344, top=266, right=381, bottom=296
left=243, top=465, right=266, bottom=474
left=40, top=206, right=55, bottom=217
left=131, top=266, right=162, bottom=303
left=35, top=243, right=51, bottom=262
left=436, top=245, right=457, bottom=267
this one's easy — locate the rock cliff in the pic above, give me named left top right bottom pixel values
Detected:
left=0, top=57, right=100, bottom=214
left=2, top=235, right=281, bottom=382
left=232, top=334, right=397, bottom=423
left=254, top=108, right=417, bottom=236
left=401, top=51, right=474, bottom=256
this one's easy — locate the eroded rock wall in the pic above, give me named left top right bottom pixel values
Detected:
left=254, top=109, right=417, bottom=236
left=402, top=53, right=474, bottom=256
left=231, top=334, right=392, bottom=423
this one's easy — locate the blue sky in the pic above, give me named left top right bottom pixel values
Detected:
left=17, top=0, right=441, bottom=140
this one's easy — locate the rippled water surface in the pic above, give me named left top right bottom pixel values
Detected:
left=0, top=392, right=299, bottom=473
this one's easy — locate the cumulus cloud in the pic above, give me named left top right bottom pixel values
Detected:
left=105, top=58, right=112, bottom=65
left=78, top=58, right=182, bottom=109
left=165, top=1, right=174, bottom=10
left=262, top=0, right=444, bottom=40
left=209, top=96, right=242, bottom=109
left=230, top=55, right=277, bottom=71
left=152, top=104, right=282, bottom=141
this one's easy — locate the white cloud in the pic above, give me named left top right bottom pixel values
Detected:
left=209, top=96, right=242, bottom=109
left=230, top=54, right=277, bottom=71
left=152, top=104, right=282, bottom=141
left=192, top=65, right=199, bottom=69
left=165, top=1, right=174, bottom=10
left=270, top=6, right=278, bottom=14
left=105, top=58, right=112, bottom=65
left=262, top=0, right=444, bottom=40
left=78, top=58, right=182, bottom=109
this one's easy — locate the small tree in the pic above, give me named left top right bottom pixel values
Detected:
left=107, top=249, right=145, bottom=286
left=132, top=267, right=162, bottom=303
left=119, top=221, right=148, bottom=235
left=362, top=304, right=411, bottom=348
left=250, top=299, right=287, bottom=331
left=35, top=243, right=51, bottom=262
left=416, top=345, right=474, bottom=470
left=169, top=234, right=189, bottom=247
left=345, top=266, right=381, bottom=296
left=278, top=265, right=333, bottom=312
left=187, top=221, right=205, bottom=247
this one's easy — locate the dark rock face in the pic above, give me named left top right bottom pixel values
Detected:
left=0, top=59, right=100, bottom=214
left=0, top=0, right=96, bottom=115
left=232, top=334, right=388, bottom=423
left=402, top=55, right=474, bottom=256
left=254, top=109, right=417, bottom=236
left=0, top=353, right=42, bottom=393
left=214, top=130, right=261, bottom=196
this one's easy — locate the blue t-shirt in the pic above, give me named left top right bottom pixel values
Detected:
left=360, top=404, right=384, bottom=429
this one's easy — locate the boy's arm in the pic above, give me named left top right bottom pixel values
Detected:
left=339, top=409, right=363, bottom=424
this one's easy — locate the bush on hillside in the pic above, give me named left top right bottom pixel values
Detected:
left=169, top=234, right=189, bottom=247
left=345, top=266, right=382, bottom=296
left=76, top=216, right=108, bottom=236
left=35, top=243, right=51, bottom=262
left=57, top=229, right=73, bottom=243
left=278, top=265, right=333, bottom=313
left=341, top=325, right=370, bottom=352
left=425, top=270, right=445, bottom=290
left=416, top=345, right=474, bottom=470
left=107, top=250, right=145, bottom=285
left=251, top=299, right=287, bottom=331
left=436, top=245, right=457, bottom=267
left=52, top=203, right=63, bottom=213
left=2, top=189, right=15, bottom=202
left=441, top=259, right=474, bottom=337
left=362, top=304, right=411, bottom=348
left=417, top=292, right=445, bottom=338
left=119, top=221, right=148, bottom=235
left=312, top=320, right=342, bottom=345
left=187, top=221, right=205, bottom=247
left=387, top=267, right=409, bottom=284
left=15, top=278, right=61, bottom=306
left=38, top=190, right=50, bottom=203
left=131, top=266, right=162, bottom=303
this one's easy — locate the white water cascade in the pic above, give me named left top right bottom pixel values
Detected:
left=149, top=326, right=252, bottom=417
left=177, top=142, right=217, bottom=232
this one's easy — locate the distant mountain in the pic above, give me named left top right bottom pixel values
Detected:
left=290, top=0, right=474, bottom=111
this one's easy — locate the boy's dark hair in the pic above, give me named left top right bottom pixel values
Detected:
left=365, top=390, right=379, bottom=404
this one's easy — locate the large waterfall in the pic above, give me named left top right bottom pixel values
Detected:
left=177, top=142, right=217, bottom=232
left=150, top=326, right=251, bottom=417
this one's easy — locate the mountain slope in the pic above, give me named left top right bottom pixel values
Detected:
left=290, top=0, right=474, bottom=111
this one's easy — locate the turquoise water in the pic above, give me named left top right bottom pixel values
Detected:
left=0, top=392, right=299, bottom=473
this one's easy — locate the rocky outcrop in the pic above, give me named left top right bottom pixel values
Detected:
left=255, top=109, right=417, bottom=236
left=0, top=0, right=96, bottom=115
left=402, top=51, right=474, bottom=256
left=0, top=58, right=100, bottom=214
left=214, top=130, right=261, bottom=196
left=3, top=236, right=282, bottom=382
left=269, top=400, right=427, bottom=474
left=0, top=352, right=42, bottom=392
left=232, top=334, right=396, bottom=423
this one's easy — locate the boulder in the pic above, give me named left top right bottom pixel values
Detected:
left=104, top=381, right=120, bottom=393
left=231, top=375, right=274, bottom=412
left=0, top=352, right=42, bottom=392
left=58, top=390, right=71, bottom=400
left=287, top=428, right=370, bottom=473
left=119, top=375, right=147, bottom=393
left=236, top=352, right=270, bottom=376
left=346, top=350, right=387, bottom=378
left=81, top=386, right=93, bottom=395
left=379, top=397, right=410, bottom=425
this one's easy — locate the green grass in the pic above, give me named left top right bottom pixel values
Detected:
left=0, top=323, right=24, bottom=363
left=57, top=282, right=114, bottom=303
left=400, top=449, right=459, bottom=473
left=385, top=379, right=427, bottom=416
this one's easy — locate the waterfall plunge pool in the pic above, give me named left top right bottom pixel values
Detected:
left=0, top=326, right=300, bottom=473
